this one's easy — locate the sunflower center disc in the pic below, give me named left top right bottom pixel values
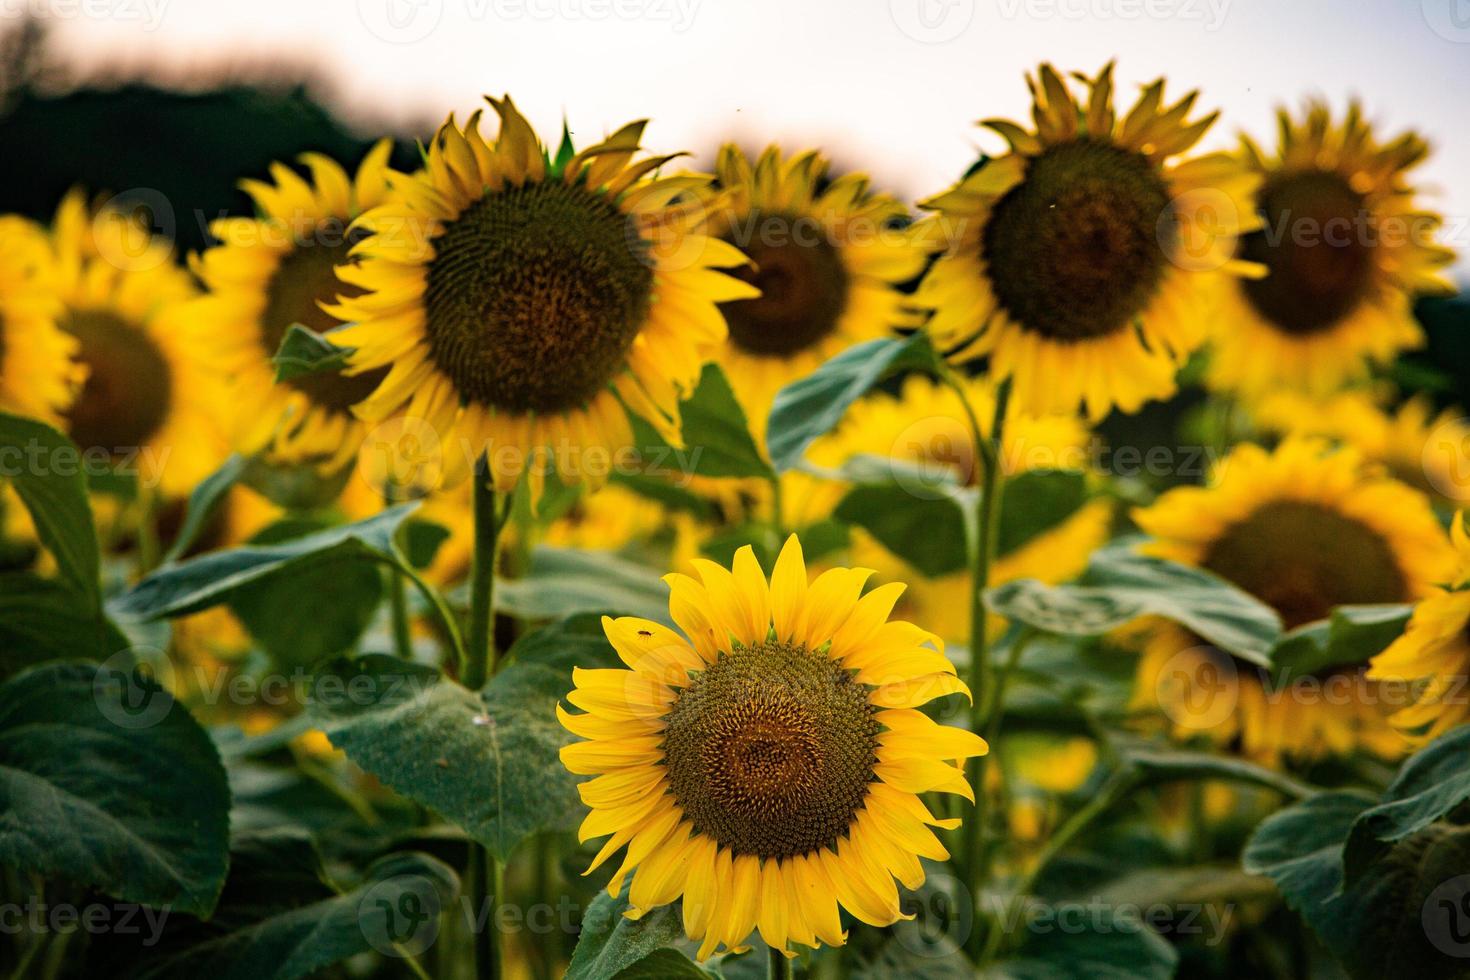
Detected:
left=422, top=181, right=653, bottom=414
left=983, top=139, right=1173, bottom=343
left=260, top=228, right=388, bottom=412
left=719, top=211, right=850, bottom=357
left=1202, top=500, right=1407, bottom=629
left=62, top=309, right=172, bottom=452
left=1238, top=171, right=1373, bottom=335
left=663, top=640, right=880, bottom=859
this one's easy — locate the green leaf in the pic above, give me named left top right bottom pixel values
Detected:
left=227, top=519, right=384, bottom=667
left=0, top=411, right=101, bottom=609
left=494, top=547, right=672, bottom=624
left=0, top=572, right=130, bottom=679
left=988, top=541, right=1282, bottom=665
left=270, top=323, right=355, bottom=382
left=1242, top=790, right=1372, bottom=938
left=995, top=907, right=1178, bottom=980
left=113, top=504, right=417, bottom=620
left=402, top=518, right=451, bottom=570
left=629, top=364, right=771, bottom=479
left=122, top=830, right=459, bottom=980
left=1269, top=604, right=1412, bottom=680
left=238, top=454, right=354, bottom=511
left=0, top=661, right=230, bottom=915
left=567, top=881, right=692, bottom=980
left=996, top=469, right=1089, bottom=557
left=162, top=453, right=248, bottom=564
left=835, top=485, right=967, bottom=577
left=1344, top=724, right=1470, bottom=886
left=1244, top=789, right=1470, bottom=979
left=1115, top=742, right=1316, bottom=799
left=766, top=334, right=940, bottom=473
left=310, top=615, right=621, bottom=861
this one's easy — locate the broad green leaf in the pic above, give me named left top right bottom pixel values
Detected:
left=402, top=517, right=451, bottom=570
left=1242, top=790, right=1373, bottom=939
left=0, top=572, right=130, bottom=679
left=996, top=469, right=1089, bottom=557
left=113, top=504, right=417, bottom=620
left=1245, top=789, right=1470, bottom=979
left=612, top=948, right=716, bottom=978
left=227, top=518, right=384, bottom=667
left=766, top=333, right=940, bottom=473
left=994, top=907, right=1178, bottom=980
left=1269, top=604, right=1412, bottom=680
left=567, top=881, right=693, bottom=980
left=494, top=546, right=672, bottom=624
left=0, top=661, right=230, bottom=915
left=836, top=485, right=967, bottom=577
left=120, top=829, right=458, bottom=980
left=270, top=323, right=354, bottom=382
left=0, top=411, right=101, bottom=608
left=162, top=453, right=247, bottom=564
left=988, top=542, right=1282, bottom=665
left=1344, top=724, right=1470, bottom=885
left=310, top=615, right=620, bottom=861
left=238, top=454, right=354, bottom=511
left=627, top=364, right=771, bottom=479
left=1116, top=742, right=1315, bottom=799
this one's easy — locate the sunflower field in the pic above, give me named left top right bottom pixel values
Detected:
left=4, top=48, right=1470, bottom=980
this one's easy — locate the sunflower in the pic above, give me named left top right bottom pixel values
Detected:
left=0, top=215, right=79, bottom=423
left=1368, top=513, right=1470, bottom=743
left=189, top=141, right=396, bottom=471
left=47, top=191, right=226, bottom=498
left=823, top=373, right=1112, bottom=640
left=329, top=97, right=755, bottom=504
left=703, top=144, right=925, bottom=430
left=1133, top=438, right=1454, bottom=764
left=1210, top=103, right=1457, bottom=398
left=1252, top=387, right=1470, bottom=505
left=913, top=63, right=1261, bottom=420
left=559, top=536, right=985, bottom=959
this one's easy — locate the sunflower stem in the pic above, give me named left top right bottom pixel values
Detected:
left=943, top=369, right=1009, bottom=961
left=768, top=946, right=794, bottom=980
left=466, top=456, right=511, bottom=980
left=389, top=566, right=414, bottom=660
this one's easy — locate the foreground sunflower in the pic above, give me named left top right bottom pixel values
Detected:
left=704, top=144, right=925, bottom=429
left=824, top=374, right=1112, bottom=640
left=559, top=536, right=985, bottom=958
left=1368, top=514, right=1470, bottom=743
left=1252, top=387, right=1470, bottom=505
left=1133, top=438, right=1454, bottom=763
left=47, top=192, right=226, bottom=497
left=914, top=63, right=1261, bottom=419
left=189, top=141, right=394, bottom=471
left=1211, top=103, right=1456, bottom=398
left=330, top=98, right=755, bottom=501
left=0, top=214, right=78, bottom=422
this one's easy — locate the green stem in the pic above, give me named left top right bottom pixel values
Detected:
left=465, top=457, right=510, bottom=980
left=942, top=369, right=1009, bottom=958
left=978, top=772, right=1132, bottom=965
left=768, top=946, right=794, bottom=980
left=389, top=565, right=414, bottom=660
left=769, top=473, right=787, bottom=543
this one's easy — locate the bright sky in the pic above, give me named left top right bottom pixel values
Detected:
left=33, top=0, right=1470, bottom=274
